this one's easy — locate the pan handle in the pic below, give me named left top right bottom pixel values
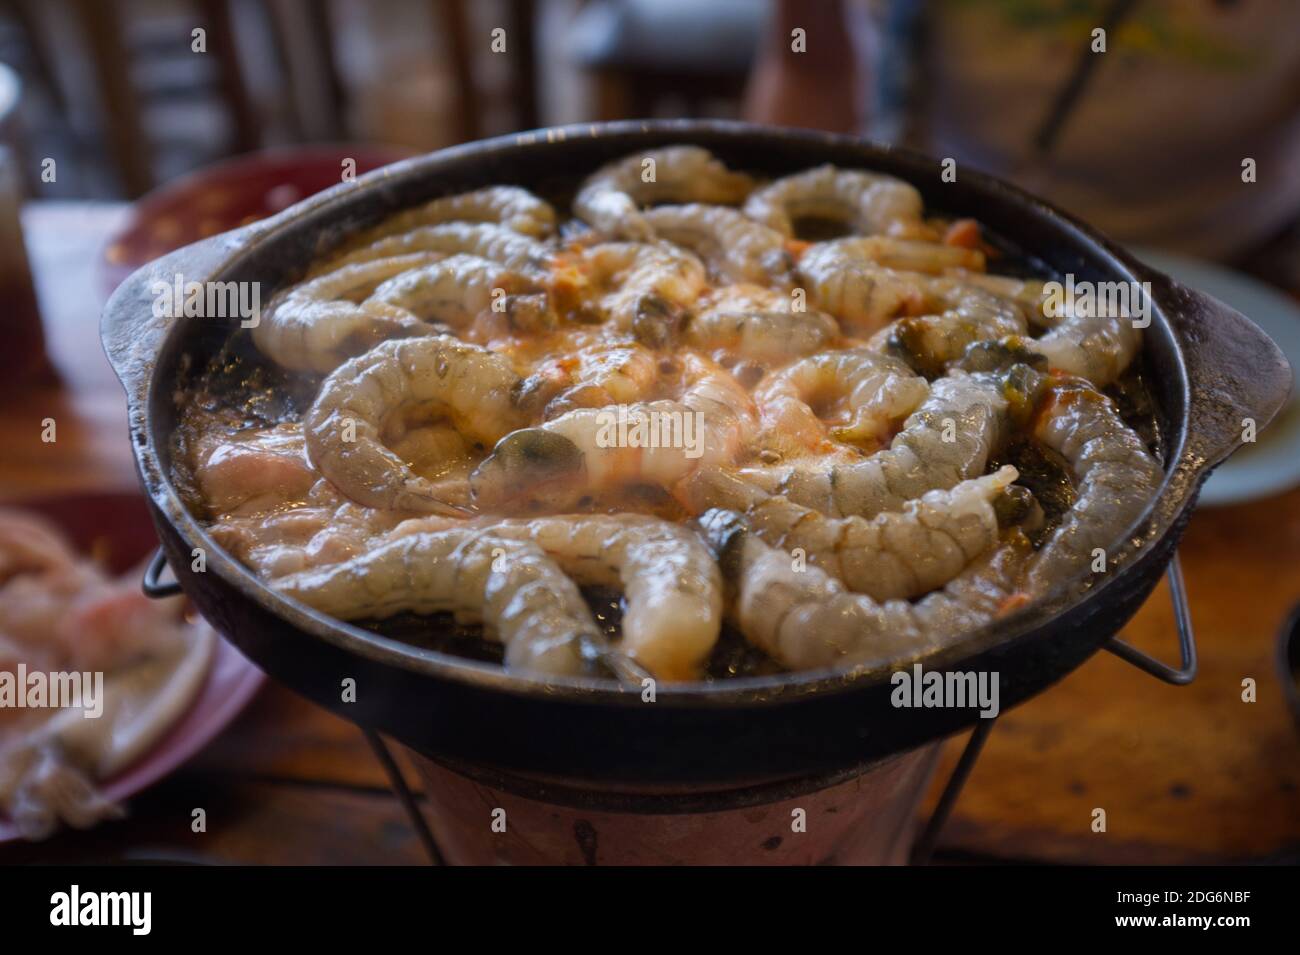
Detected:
left=1146, top=269, right=1294, bottom=470
left=141, top=547, right=183, bottom=599
left=100, top=227, right=260, bottom=401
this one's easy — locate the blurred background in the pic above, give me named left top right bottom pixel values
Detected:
left=1, top=0, right=1297, bottom=865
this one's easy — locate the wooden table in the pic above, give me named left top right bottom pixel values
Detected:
left=3, top=201, right=1298, bottom=865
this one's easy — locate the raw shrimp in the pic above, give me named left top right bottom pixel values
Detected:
left=754, top=348, right=929, bottom=450
left=1029, top=309, right=1142, bottom=386
left=322, top=222, right=550, bottom=277
left=743, top=164, right=927, bottom=239
left=470, top=353, right=757, bottom=511
left=814, top=236, right=985, bottom=274
left=353, top=185, right=557, bottom=242
left=700, top=509, right=1033, bottom=671
left=685, top=307, right=839, bottom=366
left=574, top=145, right=754, bottom=240
left=1025, top=381, right=1162, bottom=594
left=733, top=371, right=1009, bottom=517
left=274, top=531, right=603, bottom=677
left=365, top=254, right=551, bottom=333
left=516, top=342, right=661, bottom=419
left=191, top=423, right=317, bottom=517
left=253, top=254, right=439, bottom=373
left=640, top=204, right=794, bottom=285
left=694, top=466, right=1020, bottom=601
left=570, top=242, right=707, bottom=346
left=304, top=337, right=528, bottom=514
left=879, top=278, right=1027, bottom=376
left=474, top=514, right=722, bottom=680
left=796, top=245, right=923, bottom=332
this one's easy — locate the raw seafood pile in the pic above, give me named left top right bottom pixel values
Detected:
left=179, top=146, right=1162, bottom=682
left=0, top=509, right=214, bottom=838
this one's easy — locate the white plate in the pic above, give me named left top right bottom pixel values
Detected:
left=1134, top=248, right=1300, bottom=508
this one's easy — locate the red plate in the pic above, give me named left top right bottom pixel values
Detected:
left=0, top=491, right=264, bottom=842
left=98, top=144, right=415, bottom=297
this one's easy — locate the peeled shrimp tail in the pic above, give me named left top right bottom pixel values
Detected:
left=276, top=531, right=602, bottom=676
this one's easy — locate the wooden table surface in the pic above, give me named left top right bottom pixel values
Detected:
left=3, top=201, right=1298, bottom=865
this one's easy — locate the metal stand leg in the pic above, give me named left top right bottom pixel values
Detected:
left=1105, top=554, right=1198, bottom=685
left=910, top=717, right=997, bottom=865
left=362, top=729, right=446, bottom=866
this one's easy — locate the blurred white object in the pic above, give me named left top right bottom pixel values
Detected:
left=1137, top=248, right=1300, bottom=507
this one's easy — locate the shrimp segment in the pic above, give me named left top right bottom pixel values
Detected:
left=304, top=337, right=527, bottom=514
left=879, top=279, right=1027, bottom=375
left=365, top=254, right=550, bottom=332
left=354, top=186, right=557, bottom=242
left=570, top=242, right=707, bottom=345
left=686, top=308, right=839, bottom=366
left=470, top=354, right=757, bottom=511
left=275, top=531, right=601, bottom=676
left=700, top=509, right=1033, bottom=671
left=641, top=204, right=793, bottom=285
left=574, top=145, right=754, bottom=239
left=1026, top=382, right=1162, bottom=594
left=254, top=254, right=440, bottom=373
left=743, top=164, right=927, bottom=239
left=693, top=466, right=1019, bottom=601
left=324, top=222, right=550, bottom=277
left=755, top=348, right=929, bottom=450
left=737, top=372, right=1009, bottom=518
left=475, top=515, right=722, bottom=680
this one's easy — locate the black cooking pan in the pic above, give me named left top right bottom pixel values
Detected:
left=101, top=121, right=1291, bottom=786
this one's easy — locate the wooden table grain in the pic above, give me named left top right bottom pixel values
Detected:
left=2, top=201, right=1297, bottom=865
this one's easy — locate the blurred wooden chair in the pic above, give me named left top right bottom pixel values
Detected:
left=568, top=0, right=766, bottom=120
left=435, top=0, right=538, bottom=142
